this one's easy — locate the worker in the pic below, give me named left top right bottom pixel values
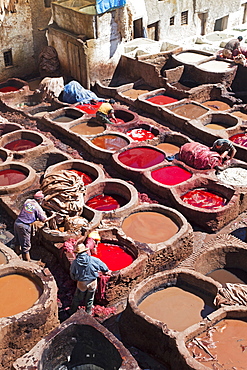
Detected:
left=14, top=191, right=53, bottom=261
left=96, top=98, right=117, bottom=125
left=69, top=242, right=111, bottom=315
left=223, top=36, right=243, bottom=56
left=211, top=139, right=236, bottom=161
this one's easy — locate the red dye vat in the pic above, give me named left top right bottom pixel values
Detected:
left=230, top=133, right=247, bottom=147
left=126, top=128, right=155, bottom=141
left=181, top=189, right=228, bottom=209
left=4, top=139, right=37, bottom=151
left=93, top=243, right=134, bottom=271
left=69, top=169, right=93, bottom=185
left=0, top=169, right=26, bottom=186
left=0, top=86, right=19, bottom=93
left=118, top=147, right=165, bottom=169
left=147, top=95, right=178, bottom=105
left=76, top=102, right=102, bottom=114
left=110, top=117, right=125, bottom=124
left=86, top=194, right=126, bottom=211
left=151, top=166, right=192, bottom=185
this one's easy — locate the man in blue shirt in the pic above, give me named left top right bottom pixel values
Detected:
left=70, top=242, right=111, bottom=315
left=14, top=191, right=48, bottom=261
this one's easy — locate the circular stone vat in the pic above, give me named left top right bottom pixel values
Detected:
left=201, top=100, right=231, bottom=111
left=45, top=159, right=105, bottom=186
left=70, top=119, right=105, bottom=136
left=146, top=94, right=178, bottom=105
left=0, top=122, right=22, bottom=136
left=29, top=105, right=57, bottom=118
left=202, top=112, right=239, bottom=132
left=121, top=207, right=181, bottom=245
left=181, top=188, right=228, bottom=209
left=151, top=165, right=192, bottom=186
left=179, top=310, right=247, bottom=370
left=93, top=242, right=135, bottom=271
left=0, top=78, right=28, bottom=93
left=91, top=133, right=129, bottom=151
left=51, top=107, right=84, bottom=123
left=156, top=142, right=180, bottom=156
left=230, top=132, right=247, bottom=147
left=173, top=50, right=212, bottom=64
left=107, top=108, right=139, bottom=128
left=117, top=146, right=166, bottom=170
left=119, top=269, right=218, bottom=366
left=0, top=273, right=42, bottom=318
left=85, top=179, right=138, bottom=216
left=168, top=102, right=208, bottom=119
left=199, top=59, right=233, bottom=72
left=231, top=110, right=247, bottom=121
left=216, top=166, right=247, bottom=186
left=0, top=130, right=45, bottom=154
left=0, top=162, right=36, bottom=194
left=12, top=310, right=139, bottom=370
left=126, top=128, right=156, bottom=141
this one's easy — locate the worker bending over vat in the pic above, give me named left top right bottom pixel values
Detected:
left=96, top=98, right=117, bottom=125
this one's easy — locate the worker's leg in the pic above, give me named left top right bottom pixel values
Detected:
left=84, top=279, right=97, bottom=315
left=70, top=288, right=87, bottom=315
left=15, top=222, right=32, bottom=260
left=22, top=252, right=31, bottom=261
left=96, top=112, right=113, bottom=125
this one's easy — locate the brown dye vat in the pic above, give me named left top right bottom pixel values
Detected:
left=187, top=319, right=247, bottom=369
left=206, top=267, right=247, bottom=284
left=232, top=111, right=247, bottom=120
left=201, top=100, right=231, bottom=111
left=70, top=121, right=105, bottom=135
left=122, top=211, right=179, bottom=244
left=205, top=122, right=228, bottom=130
left=156, top=142, right=180, bottom=155
left=122, top=87, right=152, bottom=99
left=138, top=286, right=214, bottom=332
left=53, top=116, right=75, bottom=123
left=32, top=110, right=51, bottom=118
left=169, top=103, right=208, bottom=119
left=0, top=251, right=7, bottom=264
left=0, top=273, right=41, bottom=317
left=91, top=135, right=128, bottom=151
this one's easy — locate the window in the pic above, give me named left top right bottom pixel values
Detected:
left=181, top=11, right=188, bottom=25
left=242, top=3, right=247, bottom=24
left=147, top=21, right=159, bottom=41
left=133, top=18, right=143, bottom=39
left=214, top=15, right=228, bottom=31
left=170, top=16, right=175, bottom=26
left=3, top=50, right=13, bottom=67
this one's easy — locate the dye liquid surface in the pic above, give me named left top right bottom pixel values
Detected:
left=151, top=166, right=192, bottom=185
left=205, top=123, right=228, bottom=130
left=93, top=243, right=134, bottom=271
left=0, top=169, right=26, bottom=186
left=118, top=147, right=165, bottom=169
left=187, top=319, right=247, bottom=369
left=86, top=194, right=126, bottom=211
left=91, top=135, right=128, bottom=151
left=156, top=143, right=180, bottom=156
left=0, top=86, right=19, bottom=93
left=122, top=87, right=152, bottom=99
left=69, top=169, right=93, bottom=185
left=232, top=111, right=247, bottom=120
left=202, top=100, right=231, bottom=111
left=4, top=139, right=37, bottom=151
left=230, top=133, right=247, bottom=147
left=126, top=128, right=155, bottom=141
left=147, top=95, right=178, bottom=105
left=199, top=60, right=232, bottom=72
left=181, top=189, right=227, bottom=209
left=70, top=121, right=105, bottom=135
left=0, top=274, right=41, bottom=317
left=206, top=268, right=247, bottom=284
left=169, top=103, right=208, bottom=119
left=53, top=116, right=76, bottom=123
left=217, top=167, right=247, bottom=186
left=176, top=52, right=208, bottom=63
left=138, top=286, right=214, bottom=332
left=122, top=211, right=178, bottom=244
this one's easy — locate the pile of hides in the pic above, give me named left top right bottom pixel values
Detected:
left=41, top=170, right=85, bottom=217
left=64, top=215, right=89, bottom=232
left=38, top=77, right=64, bottom=101
left=214, top=283, right=247, bottom=306
left=179, top=142, right=222, bottom=170
left=38, top=46, right=60, bottom=76
left=62, top=80, right=104, bottom=104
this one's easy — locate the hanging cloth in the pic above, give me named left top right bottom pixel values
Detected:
left=96, top=0, right=126, bottom=14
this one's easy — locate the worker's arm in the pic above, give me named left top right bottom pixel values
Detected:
left=229, top=146, right=237, bottom=160
left=109, top=111, right=117, bottom=123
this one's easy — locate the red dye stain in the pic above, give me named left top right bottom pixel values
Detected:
left=4, top=139, right=37, bottom=151
left=181, top=189, right=227, bottom=209
left=110, top=117, right=125, bottom=124
left=230, top=133, right=247, bottom=147
left=69, top=169, right=93, bottom=185
left=126, top=128, right=155, bottom=141
left=93, top=243, right=134, bottom=271
left=0, top=86, right=19, bottom=93
left=86, top=194, right=126, bottom=211
left=151, top=166, right=192, bottom=185
left=118, top=147, right=165, bottom=169
left=76, top=102, right=102, bottom=114
left=147, top=95, right=178, bottom=105
left=0, top=169, right=26, bottom=186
